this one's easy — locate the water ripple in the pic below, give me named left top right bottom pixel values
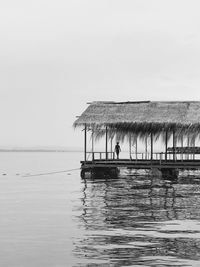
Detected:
left=73, top=171, right=200, bottom=266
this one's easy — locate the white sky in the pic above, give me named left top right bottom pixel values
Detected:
left=1, top=0, right=200, bottom=148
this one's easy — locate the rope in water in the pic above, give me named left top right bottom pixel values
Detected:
left=22, top=168, right=81, bottom=177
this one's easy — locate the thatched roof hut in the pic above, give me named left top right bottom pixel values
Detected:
left=74, top=101, right=200, bottom=140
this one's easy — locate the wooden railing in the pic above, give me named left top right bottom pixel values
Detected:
left=86, top=152, right=166, bottom=161
left=130, top=152, right=199, bottom=161
left=86, top=151, right=200, bottom=163
left=86, top=152, right=115, bottom=160
left=167, top=147, right=200, bottom=153
left=131, top=153, right=165, bottom=162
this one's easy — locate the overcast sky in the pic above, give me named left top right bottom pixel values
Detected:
left=1, top=0, right=200, bottom=148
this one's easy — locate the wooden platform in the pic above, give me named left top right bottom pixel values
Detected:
left=81, top=159, right=200, bottom=170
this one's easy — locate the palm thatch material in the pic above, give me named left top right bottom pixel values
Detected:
left=74, top=101, right=200, bottom=140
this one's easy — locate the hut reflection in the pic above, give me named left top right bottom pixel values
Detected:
left=81, top=173, right=179, bottom=226
left=75, top=173, right=200, bottom=265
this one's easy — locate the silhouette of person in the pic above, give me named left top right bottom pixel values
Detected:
left=115, top=142, right=121, bottom=159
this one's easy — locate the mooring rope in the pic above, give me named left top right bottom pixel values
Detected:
left=22, top=168, right=81, bottom=177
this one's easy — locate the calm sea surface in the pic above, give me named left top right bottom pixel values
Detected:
left=1, top=152, right=200, bottom=266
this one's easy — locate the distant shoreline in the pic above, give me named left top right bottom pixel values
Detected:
left=0, top=149, right=83, bottom=152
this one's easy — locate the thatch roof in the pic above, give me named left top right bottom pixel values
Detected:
left=74, top=101, right=200, bottom=137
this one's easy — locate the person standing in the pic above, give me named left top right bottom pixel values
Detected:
left=115, top=142, right=121, bottom=159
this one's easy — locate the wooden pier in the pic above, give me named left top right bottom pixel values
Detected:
left=81, top=159, right=200, bottom=170
left=74, top=101, right=200, bottom=179
left=80, top=157, right=200, bottom=179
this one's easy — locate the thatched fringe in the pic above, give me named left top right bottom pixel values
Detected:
left=74, top=123, right=200, bottom=144
left=73, top=101, right=200, bottom=144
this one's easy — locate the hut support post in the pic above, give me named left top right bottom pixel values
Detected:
left=181, top=135, right=183, bottom=161
left=151, top=133, right=153, bottom=161
left=84, top=124, right=87, bottom=162
left=110, top=136, right=113, bottom=159
left=193, top=138, right=195, bottom=160
left=173, top=130, right=176, bottom=161
left=165, top=131, right=168, bottom=161
left=129, top=133, right=131, bottom=160
left=145, top=135, right=148, bottom=160
left=92, top=128, right=94, bottom=161
left=105, top=126, right=108, bottom=160
left=135, top=135, right=138, bottom=160
left=187, top=135, right=190, bottom=160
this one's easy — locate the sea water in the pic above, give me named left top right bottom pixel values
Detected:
left=0, top=152, right=200, bottom=266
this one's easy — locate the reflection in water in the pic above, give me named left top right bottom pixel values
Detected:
left=74, top=170, right=200, bottom=266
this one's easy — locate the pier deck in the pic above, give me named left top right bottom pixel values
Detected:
left=81, top=159, right=200, bottom=170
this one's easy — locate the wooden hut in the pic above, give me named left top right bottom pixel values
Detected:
left=74, top=101, right=200, bottom=177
